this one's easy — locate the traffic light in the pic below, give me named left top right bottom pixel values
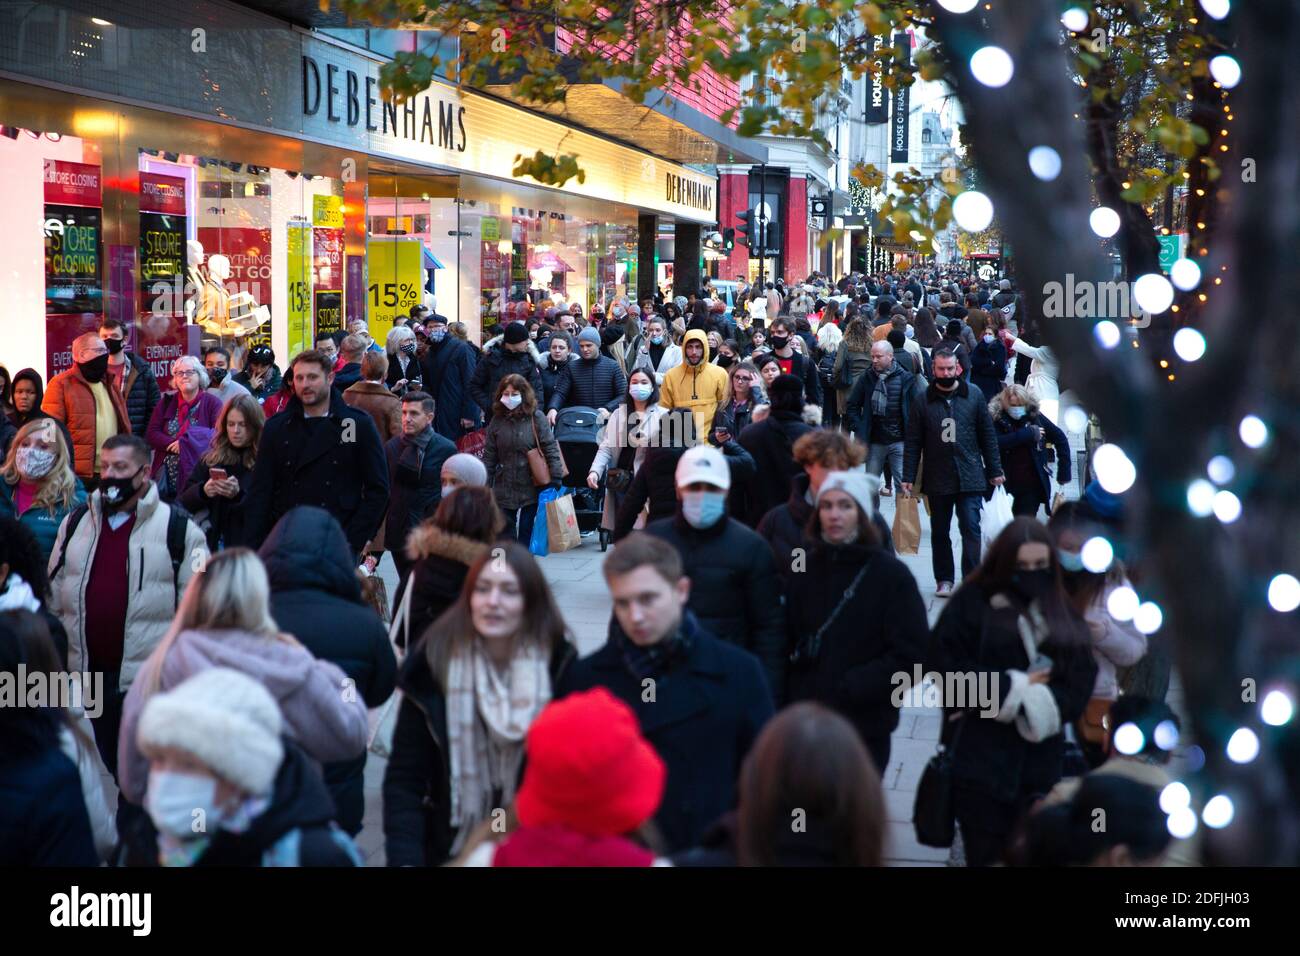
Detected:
left=735, top=209, right=755, bottom=247
left=722, top=227, right=736, bottom=252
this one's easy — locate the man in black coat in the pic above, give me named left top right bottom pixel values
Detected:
left=384, top=391, right=456, bottom=584
left=547, top=327, right=626, bottom=423
left=845, top=341, right=924, bottom=496
left=556, top=533, right=773, bottom=853
left=901, top=348, right=1005, bottom=597
left=242, top=349, right=390, bottom=558
left=643, top=444, right=786, bottom=701
left=99, top=317, right=160, bottom=437
left=419, top=313, right=479, bottom=442
left=258, top=506, right=397, bottom=836
left=737, top=374, right=814, bottom=527
left=765, top=317, right=821, bottom=405
left=468, top=322, right=544, bottom=420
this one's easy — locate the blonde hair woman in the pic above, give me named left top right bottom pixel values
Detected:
left=116, top=547, right=370, bottom=807
left=0, top=418, right=85, bottom=561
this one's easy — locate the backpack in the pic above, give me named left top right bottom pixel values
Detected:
left=50, top=501, right=192, bottom=605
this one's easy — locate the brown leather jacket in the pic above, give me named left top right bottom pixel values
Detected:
left=41, top=366, right=130, bottom=477
left=343, top=380, right=402, bottom=443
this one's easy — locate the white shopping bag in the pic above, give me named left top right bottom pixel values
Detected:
left=981, top=486, right=1015, bottom=548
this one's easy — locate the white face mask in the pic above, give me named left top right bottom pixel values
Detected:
left=146, top=770, right=223, bottom=838
left=441, top=484, right=459, bottom=499
left=500, top=394, right=523, bottom=411
left=16, top=446, right=56, bottom=479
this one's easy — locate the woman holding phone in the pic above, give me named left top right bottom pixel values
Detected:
left=179, top=394, right=265, bottom=550
left=588, top=369, right=663, bottom=536
left=925, top=518, right=1097, bottom=866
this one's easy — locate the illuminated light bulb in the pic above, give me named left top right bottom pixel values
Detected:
left=1160, top=782, right=1191, bottom=814
left=936, top=0, right=979, bottom=11
left=1133, top=273, right=1174, bottom=313
left=970, top=46, right=1014, bottom=88
left=1186, top=479, right=1216, bottom=517
left=1027, top=146, right=1061, bottom=181
left=1261, top=689, right=1295, bottom=726
left=1063, top=406, right=1088, bottom=433
left=1154, top=720, right=1180, bottom=751
left=1081, top=536, right=1114, bottom=573
left=1093, top=320, right=1121, bottom=349
left=1206, top=456, right=1235, bottom=485
left=952, top=191, right=994, bottom=231
left=1212, top=490, right=1241, bottom=523
left=1173, top=328, right=1206, bottom=362
left=1226, top=728, right=1259, bottom=764
left=1210, top=55, right=1241, bottom=89
left=1092, top=444, right=1136, bottom=493
left=1167, top=807, right=1198, bottom=839
left=1199, top=0, right=1231, bottom=20
left=1169, top=257, right=1201, bottom=290
left=1239, top=415, right=1268, bottom=448
left=1185, top=745, right=1206, bottom=772
left=1267, top=574, right=1300, bottom=613
left=1107, top=585, right=1139, bottom=621
left=1089, top=206, right=1121, bottom=238
left=1159, top=360, right=1169, bottom=369
left=1113, top=722, right=1145, bottom=755
left=1202, top=795, right=1234, bottom=829
left=1061, top=7, right=1089, bottom=31
left=1134, top=601, right=1163, bottom=635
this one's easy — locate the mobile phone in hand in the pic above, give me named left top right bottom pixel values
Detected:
left=210, top=467, right=229, bottom=482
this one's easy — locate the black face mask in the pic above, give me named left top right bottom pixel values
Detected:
left=207, top=367, right=227, bottom=386
left=78, top=354, right=111, bottom=383
left=101, top=466, right=145, bottom=513
left=104, top=338, right=125, bottom=355
left=770, top=335, right=790, bottom=350
left=1011, top=570, right=1054, bottom=604
left=717, top=354, right=735, bottom=368
left=934, top=375, right=960, bottom=390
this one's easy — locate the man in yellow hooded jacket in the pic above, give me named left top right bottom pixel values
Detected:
left=659, top=328, right=729, bottom=442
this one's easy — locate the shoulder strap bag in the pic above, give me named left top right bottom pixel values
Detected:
left=527, top=414, right=554, bottom=486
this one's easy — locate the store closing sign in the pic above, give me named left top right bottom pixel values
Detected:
left=367, top=236, right=423, bottom=344
left=44, top=160, right=104, bottom=376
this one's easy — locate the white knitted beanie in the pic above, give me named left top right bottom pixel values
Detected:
left=138, top=668, right=284, bottom=797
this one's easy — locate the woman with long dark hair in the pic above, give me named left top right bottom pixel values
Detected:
left=912, top=306, right=943, bottom=350
left=926, top=518, right=1097, bottom=866
left=785, top=471, right=927, bottom=768
left=383, top=542, right=577, bottom=866
left=179, top=393, right=265, bottom=549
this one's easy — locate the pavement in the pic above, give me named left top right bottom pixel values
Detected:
left=354, top=488, right=988, bottom=867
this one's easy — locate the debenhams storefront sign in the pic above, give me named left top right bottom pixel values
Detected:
left=300, top=38, right=717, bottom=223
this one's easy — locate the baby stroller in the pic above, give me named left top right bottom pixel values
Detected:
left=553, top=405, right=609, bottom=550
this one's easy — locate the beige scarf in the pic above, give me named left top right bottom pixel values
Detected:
left=444, top=639, right=551, bottom=854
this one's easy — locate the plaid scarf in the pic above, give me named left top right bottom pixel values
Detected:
left=616, top=616, right=695, bottom=683
left=871, top=362, right=898, bottom=418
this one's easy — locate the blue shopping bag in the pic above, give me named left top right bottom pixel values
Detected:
left=530, top=487, right=562, bottom=557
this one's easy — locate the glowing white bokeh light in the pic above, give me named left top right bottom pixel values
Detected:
left=1167, top=806, right=1198, bottom=839
left=1261, top=689, right=1295, bottom=726
left=1210, top=55, right=1242, bottom=89
left=1133, top=273, right=1175, bottom=314
left=970, top=46, right=1014, bottom=88
left=1213, top=490, right=1242, bottom=524
left=1199, top=0, right=1231, bottom=20
left=1160, top=781, right=1191, bottom=814
left=1173, top=328, right=1207, bottom=362
left=1081, top=536, right=1114, bottom=573
left=1134, top=601, right=1164, bottom=635
left=1093, top=320, right=1121, bottom=350
left=1169, top=257, right=1202, bottom=291
left=1113, top=722, right=1145, bottom=755
left=937, top=0, right=980, bottom=11
left=1206, top=456, right=1235, bottom=485
left=1107, top=585, right=1139, bottom=622
left=1186, top=479, right=1217, bottom=517
left=1027, top=146, right=1062, bottom=181
left=1268, top=574, right=1300, bottom=613
left=1202, top=795, right=1235, bottom=829
left=1089, top=206, right=1121, bottom=238
left=952, top=191, right=995, bottom=232
left=1063, top=406, right=1089, bottom=433
left=1154, top=720, right=1180, bottom=751
left=1061, top=7, right=1089, bottom=31
left=1092, top=443, right=1136, bottom=493
left=1239, top=415, right=1269, bottom=449
left=1226, top=727, right=1260, bottom=764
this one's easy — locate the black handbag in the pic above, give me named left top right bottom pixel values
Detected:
left=913, top=713, right=966, bottom=848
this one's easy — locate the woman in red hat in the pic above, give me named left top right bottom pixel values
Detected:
left=457, top=686, right=668, bottom=867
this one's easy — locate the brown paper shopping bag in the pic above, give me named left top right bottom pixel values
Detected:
left=547, top=493, right=583, bottom=553
left=893, top=494, right=922, bottom=555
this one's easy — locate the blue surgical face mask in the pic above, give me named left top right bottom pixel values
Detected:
left=983, top=333, right=996, bottom=344
left=146, top=770, right=222, bottom=839
left=651, top=335, right=664, bottom=345
left=681, top=489, right=727, bottom=528
left=1008, top=405, right=1027, bottom=419
left=630, top=383, right=653, bottom=402
left=501, top=394, right=522, bottom=411
left=1057, top=549, right=1085, bottom=573
left=905, top=325, right=915, bottom=339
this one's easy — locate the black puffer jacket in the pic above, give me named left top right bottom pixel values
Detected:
left=540, top=355, right=576, bottom=409
left=401, top=524, right=491, bottom=649
left=547, top=354, right=626, bottom=413
left=844, top=363, right=922, bottom=446
left=644, top=512, right=786, bottom=702
left=259, top=506, right=397, bottom=835
left=120, top=351, right=161, bottom=438
left=903, top=379, right=1003, bottom=496
left=382, top=637, right=576, bottom=867
left=468, top=345, right=544, bottom=420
